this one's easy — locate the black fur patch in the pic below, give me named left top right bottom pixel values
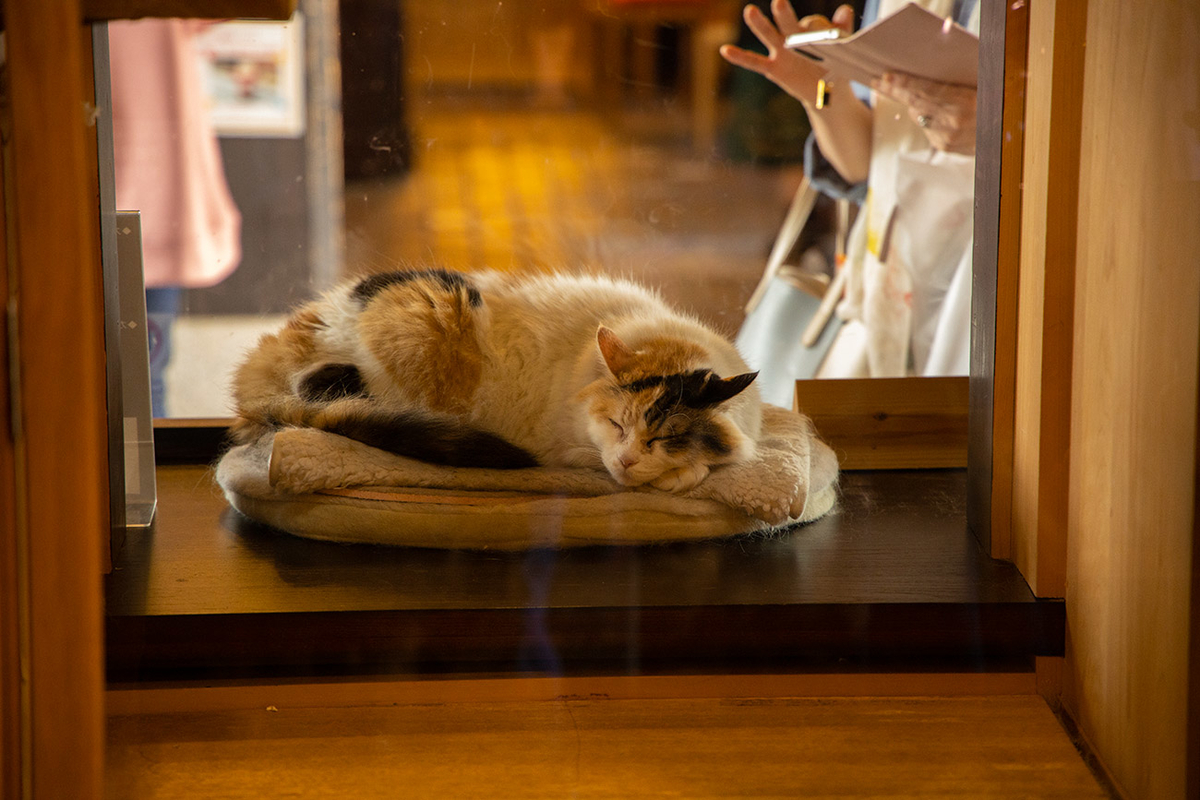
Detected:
left=325, top=409, right=538, bottom=469
left=298, top=363, right=366, bottom=402
left=632, top=370, right=756, bottom=428
left=692, top=418, right=732, bottom=457
left=351, top=269, right=482, bottom=307
left=659, top=432, right=695, bottom=455
left=650, top=417, right=731, bottom=457
left=625, top=371, right=709, bottom=428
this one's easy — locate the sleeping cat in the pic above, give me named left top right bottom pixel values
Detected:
left=231, top=268, right=762, bottom=492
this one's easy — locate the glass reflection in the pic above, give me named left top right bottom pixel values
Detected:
left=109, top=0, right=978, bottom=418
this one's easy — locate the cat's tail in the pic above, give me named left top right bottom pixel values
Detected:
left=232, top=397, right=539, bottom=470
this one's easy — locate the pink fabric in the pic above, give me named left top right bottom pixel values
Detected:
left=110, top=19, right=241, bottom=289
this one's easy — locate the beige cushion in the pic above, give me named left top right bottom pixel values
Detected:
left=216, top=405, right=838, bottom=550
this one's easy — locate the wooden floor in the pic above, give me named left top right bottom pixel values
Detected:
left=106, top=694, right=1106, bottom=798
left=338, top=95, right=804, bottom=338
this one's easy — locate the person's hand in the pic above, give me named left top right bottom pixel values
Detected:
left=719, top=1, right=856, bottom=108
left=874, top=71, right=977, bottom=154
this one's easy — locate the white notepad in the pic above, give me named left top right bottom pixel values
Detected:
left=786, top=2, right=978, bottom=89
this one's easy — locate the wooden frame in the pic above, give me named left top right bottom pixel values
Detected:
left=796, top=377, right=968, bottom=470
left=969, top=0, right=1028, bottom=559
left=1, top=96, right=21, bottom=800
left=1005, top=0, right=1086, bottom=599
left=0, top=0, right=1082, bottom=796
left=0, top=2, right=295, bottom=797
left=1057, top=0, right=1200, bottom=794
left=2, top=3, right=108, bottom=798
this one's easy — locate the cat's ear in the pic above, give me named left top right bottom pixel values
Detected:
left=699, top=371, right=758, bottom=406
left=596, top=326, right=636, bottom=376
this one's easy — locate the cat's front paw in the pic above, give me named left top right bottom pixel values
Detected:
left=650, top=463, right=709, bottom=493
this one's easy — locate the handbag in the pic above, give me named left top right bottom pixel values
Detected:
left=736, top=175, right=852, bottom=408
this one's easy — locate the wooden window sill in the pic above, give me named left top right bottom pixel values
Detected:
left=106, top=448, right=1062, bottom=682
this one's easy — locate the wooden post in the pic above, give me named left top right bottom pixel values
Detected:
left=1008, top=0, right=1086, bottom=598
left=2, top=1, right=108, bottom=797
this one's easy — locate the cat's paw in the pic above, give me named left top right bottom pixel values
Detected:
left=650, top=463, right=709, bottom=493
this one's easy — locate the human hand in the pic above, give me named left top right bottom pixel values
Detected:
left=719, top=1, right=856, bottom=108
left=874, top=71, right=977, bottom=154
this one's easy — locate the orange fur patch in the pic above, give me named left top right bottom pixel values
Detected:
left=230, top=309, right=324, bottom=443
left=286, top=305, right=326, bottom=332
left=615, top=337, right=708, bottom=383
left=356, top=280, right=483, bottom=414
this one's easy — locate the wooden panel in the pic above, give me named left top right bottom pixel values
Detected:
left=110, top=468, right=1035, bottom=615
left=105, top=468, right=1062, bottom=680
left=1191, top=373, right=1200, bottom=800
left=3, top=2, right=107, bottom=797
left=105, top=696, right=1106, bottom=798
left=108, top=602, right=1062, bottom=681
left=795, top=378, right=968, bottom=470
left=1063, top=0, right=1200, bottom=797
left=968, top=0, right=1027, bottom=557
left=1009, top=0, right=1085, bottom=598
left=107, top=672, right=1040, bottom=716
left=984, top=0, right=1028, bottom=561
left=1008, top=0, right=1049, bottom=592
left=0, top=98, right=21, bottom=800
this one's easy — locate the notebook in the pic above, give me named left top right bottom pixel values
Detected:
left=785, top=2, right=978, bottom=89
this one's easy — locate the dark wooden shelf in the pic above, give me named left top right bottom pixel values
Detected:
left=106, top=466, right=1062, bottom=681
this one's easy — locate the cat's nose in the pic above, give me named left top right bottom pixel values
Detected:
left=618, top=454, right=638, bottom=469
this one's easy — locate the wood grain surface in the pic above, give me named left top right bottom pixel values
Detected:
left=109, top=467, right=1021, bottom=615
left=1063, top=0, right=1200, bottom=797
left=0, top=73, right=19, bottom=800
left=105, top=695, right=1105, bottom=799
left=982, top=0, right=1029, bottom=562
left=1009, top=0, right=1085, bottom=599
left=795, top=378, right=968, bottom=470
left=106, top=467, right=1063, bottom=680
left=106, top=672, right=1042, bottom=717
left=4, top=3, right=108, bottom=798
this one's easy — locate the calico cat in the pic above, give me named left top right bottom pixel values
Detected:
left=231, top=268, right=762, bottom=492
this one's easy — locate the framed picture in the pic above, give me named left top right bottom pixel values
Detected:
left=195, top=14, right=306, bottom=138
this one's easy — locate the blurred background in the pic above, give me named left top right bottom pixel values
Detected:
left=126, top=0, right=863, bottom=417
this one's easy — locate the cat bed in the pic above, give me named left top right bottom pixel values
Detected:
left=216, top=405, right=838, bottom=549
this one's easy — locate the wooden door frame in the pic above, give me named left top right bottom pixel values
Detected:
left=968, top=0, right=1028, bottom=560
left=0, top=3, right=295, bottom=798
left=0, top=0, right=1044, bottom=795
left=1, top=91, right=22, bottom=800
left=2, top=2, right=108, bottom=798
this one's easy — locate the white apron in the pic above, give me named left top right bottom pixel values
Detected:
left=820, top=0, right=979, bottom=378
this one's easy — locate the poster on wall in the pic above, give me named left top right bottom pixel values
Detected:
left=195, top=14, right=306, bottom=137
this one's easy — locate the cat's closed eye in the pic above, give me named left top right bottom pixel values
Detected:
left=609, top=419, right=624, bottom=435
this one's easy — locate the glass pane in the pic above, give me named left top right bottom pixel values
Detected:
left=107, top=0, right=979, bottom=418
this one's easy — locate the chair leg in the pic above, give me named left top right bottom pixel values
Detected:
left=744, top=174, right=819, bottom=314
